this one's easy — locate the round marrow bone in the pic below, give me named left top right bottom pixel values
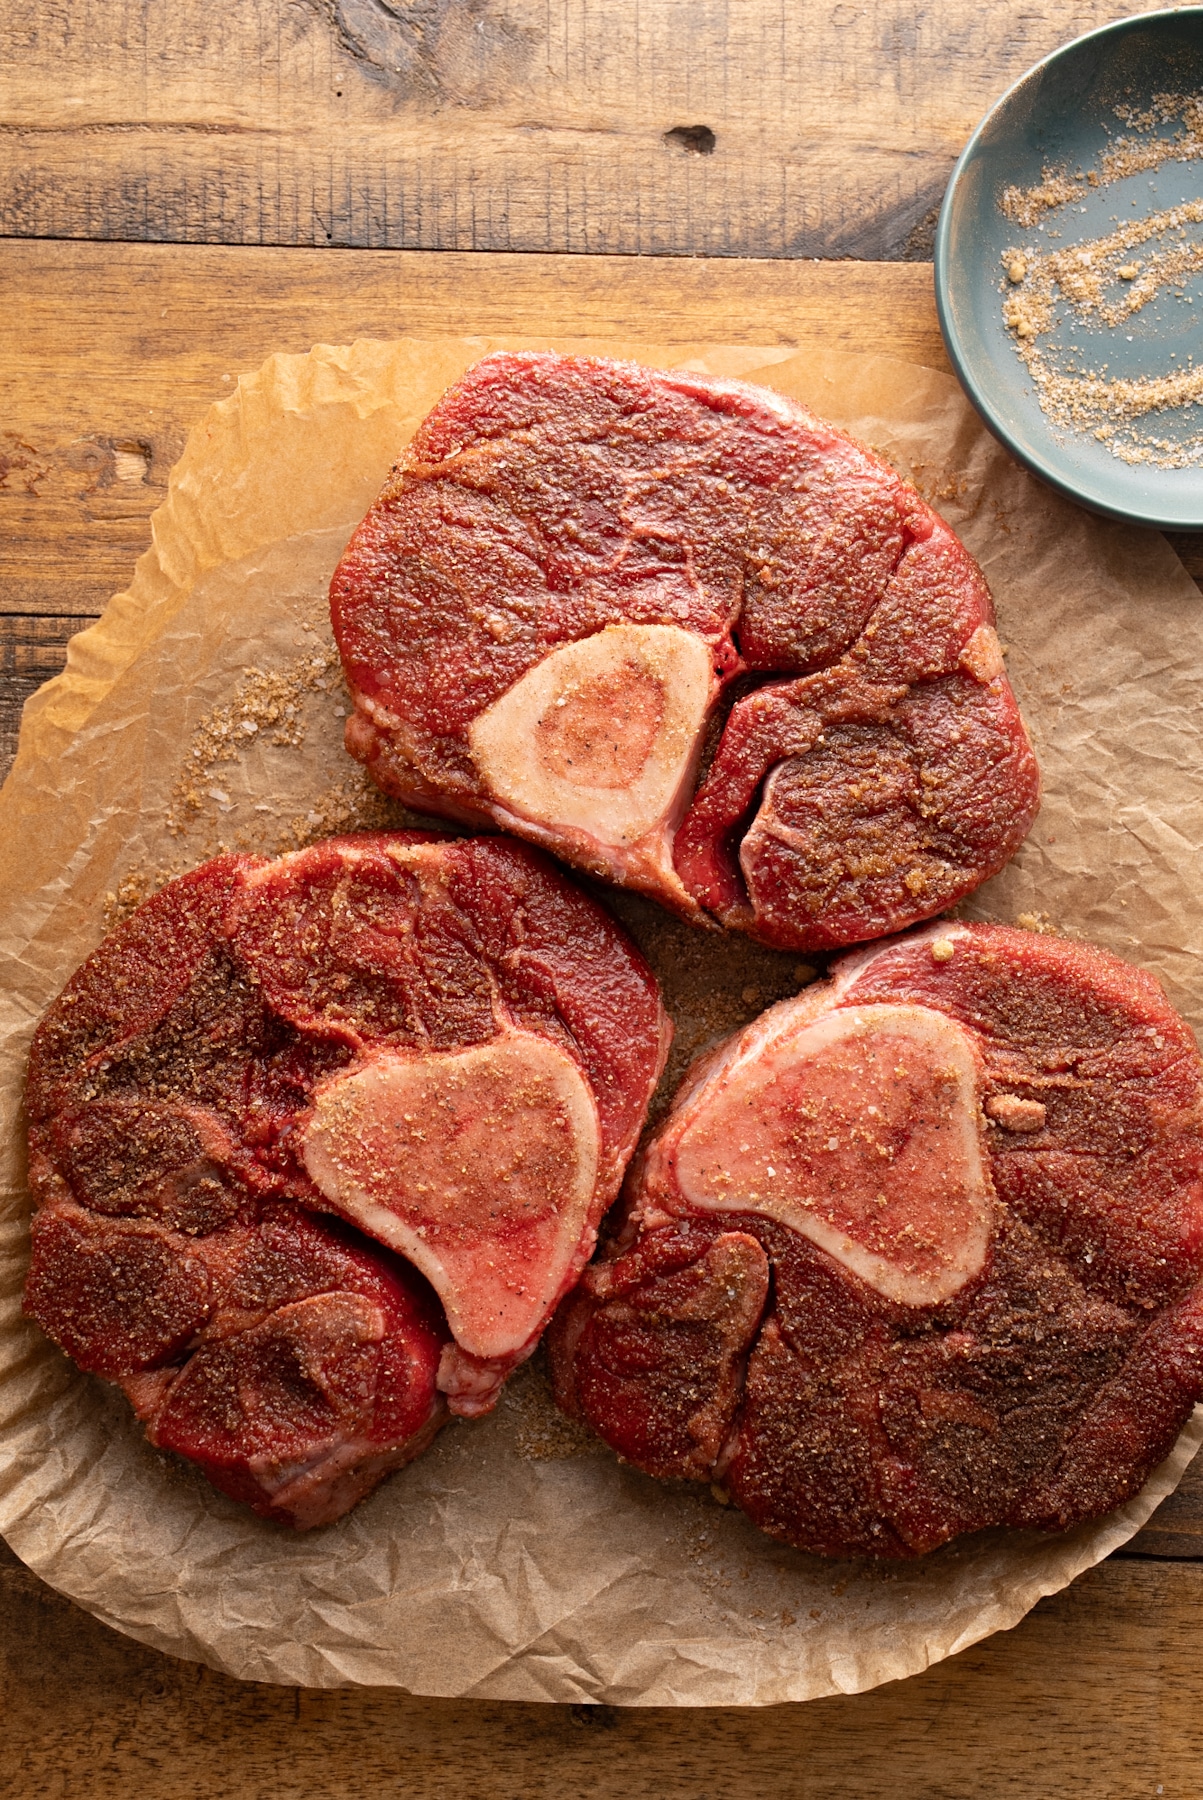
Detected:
left=666, top=1003, right=992, bottom=1306
left=303, top=1034, right=601, bottom=1361
left=468, top=624, right=715, bottom=899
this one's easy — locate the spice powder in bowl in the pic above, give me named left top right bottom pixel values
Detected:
left=937, top=8, right=1203, bottom=528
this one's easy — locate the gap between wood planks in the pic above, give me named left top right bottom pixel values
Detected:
left=0, top=0, right=1177, bottom=266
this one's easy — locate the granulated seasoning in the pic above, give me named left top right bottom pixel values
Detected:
left=166, top=640, right=341, bottom=835
left=999, top=94, right=1203, bottom=467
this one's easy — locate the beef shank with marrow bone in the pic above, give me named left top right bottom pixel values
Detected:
left=332, top=352, right=1040, bottom=951
left=24, top=832, right=669, bottom=1526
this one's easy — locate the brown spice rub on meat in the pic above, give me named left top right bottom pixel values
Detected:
left=331, top=352, right=1040, bottom=953
left=550, top=922, right=1203, bottom=1557
left=24, top=833, right=669, bottom=1528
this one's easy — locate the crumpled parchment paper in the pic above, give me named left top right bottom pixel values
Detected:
left=1, top=336, right=1201, bottom=1704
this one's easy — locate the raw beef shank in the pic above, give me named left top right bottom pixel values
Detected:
left=331, top=353, right=1040, bottom=951
left=551, top=923, right=1203, bottom=1556
left=24, top=833, right=669, bottom=1526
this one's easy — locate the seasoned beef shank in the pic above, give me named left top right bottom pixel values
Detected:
left=24, top=833, right=669, bottom=1526
left=331, top=353, right=1040, bottom=951
left=550, top=923, right=1203, bottom=1557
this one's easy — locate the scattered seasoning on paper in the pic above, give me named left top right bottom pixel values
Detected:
left=274, top=768, right=404, bottom=849
left=1015, top=910, right=1056, bottom=934
left=106, top=645, right=421, bottom=924
left=998, top=94, right=1203, bottom=466
left=106, top=768, right=417, bottom=927
left=499, top=1356, right=598, bottom=1462
left=166, top=642, right=342, bottom=834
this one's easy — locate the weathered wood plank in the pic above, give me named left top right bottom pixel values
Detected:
left=0, top=1536, right=1200, bottom=1797
left=0, top=613, right=95, bottom=774
left=0, top=0, right=1177, bottom=260
left=1116, top=1448, right=1203, bottom=1561
left=0, top=240, right=944, bottom=617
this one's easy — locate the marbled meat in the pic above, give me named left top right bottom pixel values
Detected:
left=24, top=833, right=669, bottom=1527
left=550, top=923, right=1203, bottom=1557
left=331, top=353, right=1040, bottom=952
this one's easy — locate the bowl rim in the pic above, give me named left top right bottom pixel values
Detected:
left=934, top=4, right=1203, bottom=532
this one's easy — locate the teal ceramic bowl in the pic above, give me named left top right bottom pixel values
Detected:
left=936, top=8, right=1203, bottom=528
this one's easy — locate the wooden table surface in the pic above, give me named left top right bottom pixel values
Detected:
left=5, top=4, right=1203, bottom=1794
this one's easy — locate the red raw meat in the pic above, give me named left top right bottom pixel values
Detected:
left=331, top=353, right=1040, bottom=951
left=24, top=833, right=669, bottom=1527
left=550, top=923, right=1203, bottom=1556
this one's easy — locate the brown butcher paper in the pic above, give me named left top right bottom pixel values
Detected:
left=0, top=336, right=1201, bottom=1703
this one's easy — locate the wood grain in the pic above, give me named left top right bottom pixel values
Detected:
left=0, top=240, right=944, bottom=618
left=0, top=0, right=1178, bottom=261
left=0, top=614, right=94, bottom=774
left=1, top=1537, right=1200, bottom=1799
